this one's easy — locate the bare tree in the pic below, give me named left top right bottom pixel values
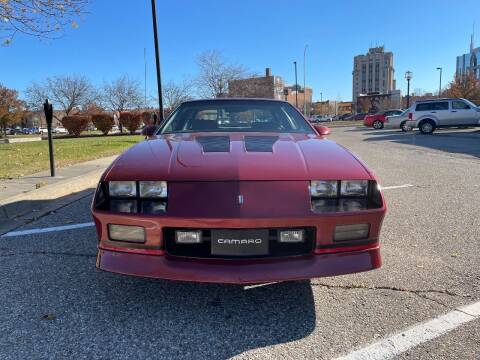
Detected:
left=195, top=50, right=250, bottom=98
left=0, top=84, right=24, bottom=136
left=101, top=75, right=143, bottom=113
left=26, top=75, right=95, bottom=117
left=0, top=0, right=89, bottom=45
left=162, top=80, right=193, bottom=110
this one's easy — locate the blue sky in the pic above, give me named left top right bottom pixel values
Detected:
left=1, top=0, right=478, bottom=102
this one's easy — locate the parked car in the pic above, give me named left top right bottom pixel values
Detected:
left=22, top=128, right=36, bottom=135
left=364, top=109, right=404, bottom=129
left=383, top=110, right=411, bottom=131
left=354, top=112, right=368, bottom=121
left=5, top=127, right=22, bottom=135
left=339, top=113, right=354, bottom=121
left=92, top=98, right=386, bottom=284
left=310, top=115, right=333, bottom=123
left=54, top=127, right=68, bottom=134
left=39, top=127, right=48, bottom=134
left=405, top=98, right=480, bottom=134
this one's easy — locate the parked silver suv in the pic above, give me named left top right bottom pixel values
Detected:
left=405, top=98, right=480, bottom=134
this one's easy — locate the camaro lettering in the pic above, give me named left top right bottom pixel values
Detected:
left=217, top=238, right=262, bottom=245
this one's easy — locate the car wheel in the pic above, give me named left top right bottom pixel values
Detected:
left=419, top=120, right=435, bottom=134
left=373, top=120, right=383, bottom=129
left=400, top=121, right=410, bottom=132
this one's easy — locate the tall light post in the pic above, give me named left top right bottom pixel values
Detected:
left=303, top=44, right=308, bottom=115
left=151, top=0, right=164, bottom=124
left=405, top=71, right=413, bottom=108
left=320, top=92, right=323, bottom=115
left=294, top=61, right=298, bottom=108
left=436, top=67, right=442, bottom=97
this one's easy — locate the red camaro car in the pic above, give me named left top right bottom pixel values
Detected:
left=92, top=99, right=386, bottom=284
left=364, top=109, right=403, bottom=129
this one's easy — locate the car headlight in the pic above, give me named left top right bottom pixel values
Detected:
left=340, top=180, right=368, bottom=196
left=310, top=180, right=338, bottom=197
left=139, top=181, right=168, bottom=198
left=109, top=181, right=137, bottom=197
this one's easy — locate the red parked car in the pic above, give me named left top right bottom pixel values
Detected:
left=92, top=99, right=386, bottom=284
left=364, top=109, right=403, bottom=129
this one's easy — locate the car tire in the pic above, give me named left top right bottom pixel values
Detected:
left=400, top=121, right=410, bottom=132
left=373, top=120, right=384, bottom=129
left=419, top=120, right=436, bottom=134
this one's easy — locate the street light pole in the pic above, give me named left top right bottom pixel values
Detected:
left=405, top=71, right=413, bottom=108
left=436, top=67, right=442, bottom=97
left=320, top=92, right=323, bottom=115
left=150, top=0, right=164, bottom=124
left=303, top=44, right=308, bottom=115
left=294, top=61, right=298, bottom=108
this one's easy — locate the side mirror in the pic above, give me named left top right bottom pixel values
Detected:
left=314, top=124, right=331, bottom=136
left=141, top=125, right=158, bottom=138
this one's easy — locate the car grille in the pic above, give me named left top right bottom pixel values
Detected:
left=164, top=227, right=316, bottom=259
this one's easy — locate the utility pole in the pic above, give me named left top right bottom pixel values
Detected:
left=303, top=44, right=308, bottom=115
left=144, top=47, right=147, bottom=108
left=294, top=61, right=298, bottom=108
left=436, top=67, right=442, bottom=97
left=150, top=0, right=164, bottom=124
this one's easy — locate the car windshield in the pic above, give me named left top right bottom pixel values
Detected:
left=160, top=100, right=314, bottom=134
left=462, top=99, right=478, bottom=109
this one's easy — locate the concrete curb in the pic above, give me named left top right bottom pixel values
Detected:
left=0, top=168, right=103, bottom=235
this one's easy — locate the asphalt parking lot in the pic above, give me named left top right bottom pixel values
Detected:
left=1, top=126, right=479, bottom=359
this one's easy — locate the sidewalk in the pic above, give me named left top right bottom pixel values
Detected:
left=0, top=155, right=117, bottom=235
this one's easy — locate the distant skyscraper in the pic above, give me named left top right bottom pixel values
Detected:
left=456, top=26, right=480, bottom=80
left=352, top=46, right=396, bottom=104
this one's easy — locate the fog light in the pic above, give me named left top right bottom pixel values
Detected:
left=279, top=229, right=304, bottom=243
left=110, top=199, right=137, bottom=213
left=175, top=230, right=202, bottom=244
left=108, top=224, right=145, bottom=243
left=334, top=224, right=369, bottom=242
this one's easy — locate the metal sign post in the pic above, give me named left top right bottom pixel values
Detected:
left=43, top=99, right=55, bottom=177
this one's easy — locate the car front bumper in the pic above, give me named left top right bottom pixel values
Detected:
left=96, top=246, right=381, bottom=284
left=92, top=208, right=385, bottom=283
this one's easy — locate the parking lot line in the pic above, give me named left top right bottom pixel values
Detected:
left=381, top=184, right=414, bottom=190
left=1, top=222, right=95, bottom=238
left=334, top=300, right=480, bottom=360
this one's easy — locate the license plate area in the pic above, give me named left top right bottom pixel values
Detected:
left=211, top=229, right=269, bottom=256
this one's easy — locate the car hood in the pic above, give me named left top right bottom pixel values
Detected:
left=104, top=133, right=372, bottom=181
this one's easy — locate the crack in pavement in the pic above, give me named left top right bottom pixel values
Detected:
left=311, top=282, right=472, bottom=308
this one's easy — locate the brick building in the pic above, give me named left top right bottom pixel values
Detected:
left=228, top=68, right=285, bottom=99
left=284, top=85, right=313, bottom=113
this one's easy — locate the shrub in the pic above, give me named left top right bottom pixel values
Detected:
left=61, top=115, right=90, bottom=137
left=91, top=113, right=114, bottom=135
left=140, top=111, right=154, bottom=126
left=119, top=112, right=142, bottom=135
